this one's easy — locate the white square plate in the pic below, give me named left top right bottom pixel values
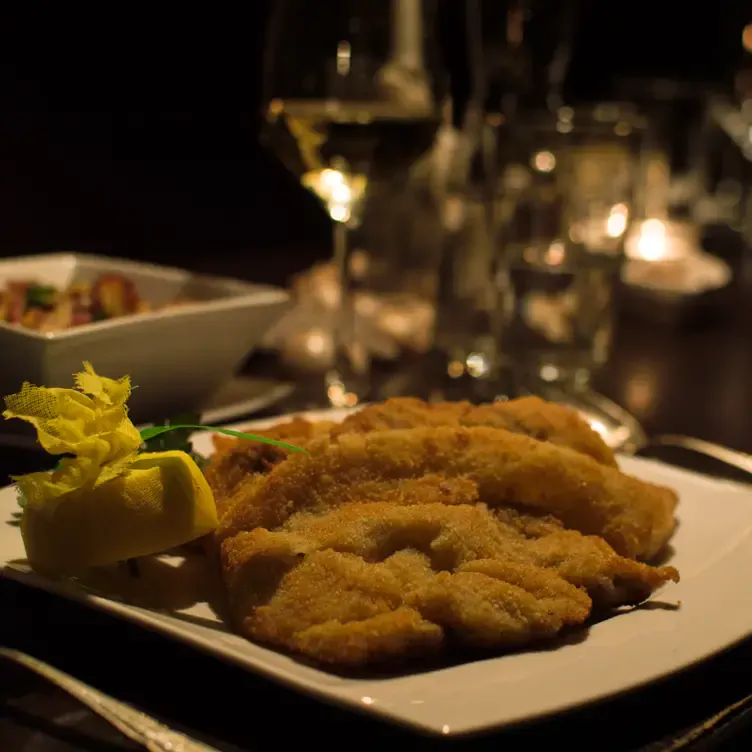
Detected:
left=3, top=409, right=752, bottom=738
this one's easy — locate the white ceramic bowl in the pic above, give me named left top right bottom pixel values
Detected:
left=0, top=253, right=290, bottom=424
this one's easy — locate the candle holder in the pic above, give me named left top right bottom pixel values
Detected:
left=619, top=218, right=734, bottom=326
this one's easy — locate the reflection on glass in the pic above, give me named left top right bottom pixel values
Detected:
left=624, top=366, right=660, bottom=420
left=495, top=104, right=646, bottom=390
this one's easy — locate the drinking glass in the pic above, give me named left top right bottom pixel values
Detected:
left=260, top=0, right=446, bottom=407
left=410, top=0, right=585, bottom=404
left=494, top=103, right=646, bottom=391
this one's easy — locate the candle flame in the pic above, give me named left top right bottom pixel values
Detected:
left=625, top=218, right=683, bottom=262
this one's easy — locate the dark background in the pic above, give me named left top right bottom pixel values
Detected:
left=0, top=1, right=747, bottom=286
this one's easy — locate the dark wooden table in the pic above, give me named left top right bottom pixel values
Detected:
left=2, top=230, right=752, bottom=751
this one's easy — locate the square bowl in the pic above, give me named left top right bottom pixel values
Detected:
left=0, top=253, right=290, bottom=424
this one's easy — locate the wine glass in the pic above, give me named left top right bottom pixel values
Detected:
left=260, top=0, right=447, bottom=408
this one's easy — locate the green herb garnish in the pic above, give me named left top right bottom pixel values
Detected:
left=138, top=416, right=308, bottom=469
left=140, top=412, right=200, bottom=455
left=140, top=413, right=207, bottom=469
left=138, top=423, right=308, bottom=454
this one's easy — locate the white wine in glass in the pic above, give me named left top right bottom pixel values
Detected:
left=261, top=0, right=446, bottom=407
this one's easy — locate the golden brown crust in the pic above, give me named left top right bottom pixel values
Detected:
left=204, top=418, right=335, bottom=518
left=220, top=502, right=677, bottom=666
left=217, top=425, right=676, bottom=561
left=332, top=396, right=617, bottom=467
left=206, top=396, right=616, bottom=521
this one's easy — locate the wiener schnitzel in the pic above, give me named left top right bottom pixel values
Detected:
left=332, top=396, right=617, bottom=467
left=206, top=396, right=616, bottom=517
left=216, top=426, right=676, bottom=560
left=221, top=502, right=678, bottom=666
left=209, top=396, right=680, bottom=668
left=204, top=417, right=335, bottom=518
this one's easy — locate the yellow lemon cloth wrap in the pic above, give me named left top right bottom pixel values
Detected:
left=3, top=362, right=217, bottom=576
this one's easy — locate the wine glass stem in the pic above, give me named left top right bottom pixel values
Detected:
left=392, top=0, right=423, bottom=69
left=331, top=220, right=362, bottom=380
left=333, top=220, right=350, bottom=317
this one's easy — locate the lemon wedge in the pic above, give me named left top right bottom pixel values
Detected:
left=3, top=363, right=218, bottom=576
left=20, top=450, right=217, bottom=576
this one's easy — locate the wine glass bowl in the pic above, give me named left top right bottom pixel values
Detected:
left=261, top=0, right=444, bottom=206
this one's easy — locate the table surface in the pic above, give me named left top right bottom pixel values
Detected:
left=3, top=229, right=752, bottom=752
